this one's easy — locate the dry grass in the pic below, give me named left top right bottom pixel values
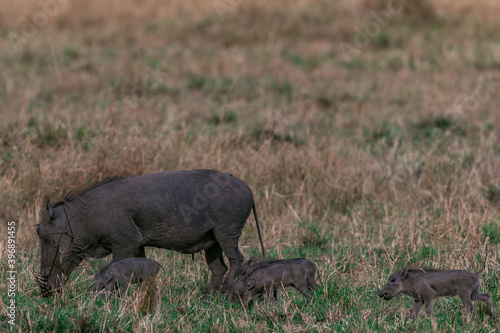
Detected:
left=1, top=0, right=500, bottom=331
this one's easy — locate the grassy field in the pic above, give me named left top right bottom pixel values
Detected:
left=1, top=0, right=500, bottom=331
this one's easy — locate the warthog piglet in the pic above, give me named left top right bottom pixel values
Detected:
left=378, top=260, right=496, bottom=320
left=92, top=257, right=163, bottom=295
left=231, top=258, right=319, bottom=307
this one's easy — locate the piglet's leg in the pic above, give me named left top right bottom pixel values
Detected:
left=409, top=300, right=424, bottom=319
left=262, top=287, right=276, bottom=301
left=307, top=273, right=318, bottom=291
left=294, top=282, right=313, bottom=302
left=471, top=290, right=497, bottom=320
left=423, top=297, right=436, bottom=317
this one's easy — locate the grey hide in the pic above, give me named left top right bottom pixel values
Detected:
left=34, top=170, right=265, bottom=297
left=378, top=264, right=497, bottom=320
left=230, top=258, right=319, bottom=307
left=92, top=258, right=163, bottom=295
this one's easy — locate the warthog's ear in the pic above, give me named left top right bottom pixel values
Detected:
left=249, top=260, right=260, bottom=268
left=401, top=268, right=409, bottom=279
left=246, top=279, right=256, bottom=290
left=45, top=197, right=54, bottom=220
left=105, top=271, right=114, bottom=284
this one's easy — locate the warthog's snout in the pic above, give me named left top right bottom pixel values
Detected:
left=377, top=290, right=393, bottom=300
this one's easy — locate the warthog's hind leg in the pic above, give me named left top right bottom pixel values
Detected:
left=215, top=232, right=244, bottom=299
left=204, top=242, right=227, bottom=297
left=471, top=290, right=497, bottom=320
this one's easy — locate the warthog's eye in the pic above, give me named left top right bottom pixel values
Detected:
left=240, top=270, right=246, bottom=275
left=390, top=278, right=396, bottom=283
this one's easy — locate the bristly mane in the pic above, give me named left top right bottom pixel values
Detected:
left=244, top=258, right=287, bottom=268
left=53, top=176, right=125, bottom=207
left=404, top=265, right=444, bottom=273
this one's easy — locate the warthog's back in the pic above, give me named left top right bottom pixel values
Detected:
left=412, top=270, right=480, bottom=295
left=76, top=170, right=254, bottom=252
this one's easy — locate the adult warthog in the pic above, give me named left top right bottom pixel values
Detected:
left=32, top=170, right=265, bottom=298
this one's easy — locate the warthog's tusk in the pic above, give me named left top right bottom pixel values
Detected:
left=30, top=267, right=48, bottom=284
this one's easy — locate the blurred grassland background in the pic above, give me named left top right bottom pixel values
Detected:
left=1, top=0, right=500, bottom=331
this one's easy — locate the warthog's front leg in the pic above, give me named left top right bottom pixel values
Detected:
left=409, top=299, right=424, bottom=319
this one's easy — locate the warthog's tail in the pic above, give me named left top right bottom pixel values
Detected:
left=476, top=243, right=488, bottom=275
left=252, top=201, right=266, bottom=258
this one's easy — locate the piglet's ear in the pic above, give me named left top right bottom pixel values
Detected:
left=249, top=260, right=260, bottom=268
left=401, top=268, right=409, bottom=279
left=105, top=271, right=114, bottom=284
left=247, top=279, right=256, bottom=290
left=45, top=197, right=54, bottom=220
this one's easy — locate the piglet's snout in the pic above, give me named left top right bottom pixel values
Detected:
left=377, top=290, right=386, bottom=298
